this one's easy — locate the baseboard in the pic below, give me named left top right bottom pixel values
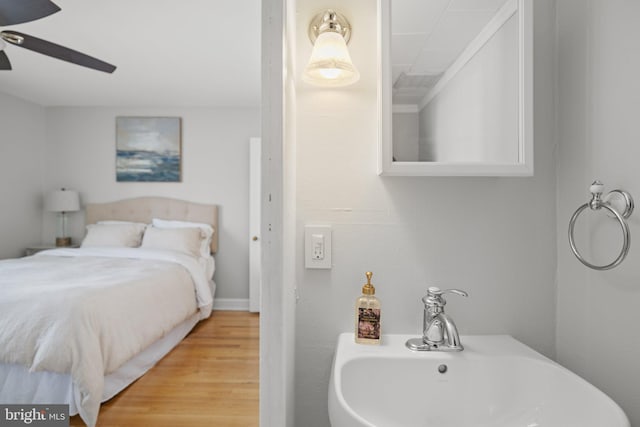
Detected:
left=213, top=298, right=250, bottom=311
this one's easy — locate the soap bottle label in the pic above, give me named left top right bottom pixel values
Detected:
left=357, top=308, right=381, bottom=340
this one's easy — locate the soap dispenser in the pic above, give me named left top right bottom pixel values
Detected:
left=355, top=271, right=381, bottom=344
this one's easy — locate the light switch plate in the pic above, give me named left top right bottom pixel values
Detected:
left=305, top=225, right=332, bottom=269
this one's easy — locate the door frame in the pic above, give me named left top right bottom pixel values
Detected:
left=249, top=137, right=262, bottom=313
left=261, top=0, right=294, bottom=425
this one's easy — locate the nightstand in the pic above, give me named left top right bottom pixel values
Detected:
left=25, top=244, right=78, bottom=256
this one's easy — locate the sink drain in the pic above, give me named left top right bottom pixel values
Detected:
left=437, top=364, right=448, bottom=374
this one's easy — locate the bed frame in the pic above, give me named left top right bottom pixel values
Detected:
left=85, top=197, right=218, bottom=253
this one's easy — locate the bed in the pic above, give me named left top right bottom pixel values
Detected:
left=0, top=197, right=218, bottom=427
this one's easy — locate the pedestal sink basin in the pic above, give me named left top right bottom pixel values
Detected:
left=329, top=334, right=629, bottom=427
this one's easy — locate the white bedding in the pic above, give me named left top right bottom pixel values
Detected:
left=0, top=247, right=213, bottom=427
left=0, top=311, right=203, bottom=416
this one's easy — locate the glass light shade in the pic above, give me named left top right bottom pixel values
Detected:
left=302, top=31, right=360, bottom=87
left=45, top=189, right=80, bottom=212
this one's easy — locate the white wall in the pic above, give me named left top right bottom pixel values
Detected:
left=419, top=12, right=519, bottom=163
left=556, top=1, right=640, bottom=425
left=391, top=111, right=419, bottom=161
left=42, top=107, right=260, bottom=300
left=259, top=0, right=297, bottom=423
left=0, top=92, right=46, bottom=259
left=292, top=0, right=557, bottom=426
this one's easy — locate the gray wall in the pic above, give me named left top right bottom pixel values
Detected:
left=292, top=0, right=558, bottom=426
left=419, top=13, right=519, bottom=163
left=391, top=111, right=419, bottom=161
left=42, top=107, right=260, bottom=300
left=0, top=95, right=258, bottom=301
left=0, top=92, right=46, bottom=259
left=556, top=1, right=640, bottom=425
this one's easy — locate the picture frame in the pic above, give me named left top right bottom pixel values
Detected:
left=116, top=117, right=182, bottom=182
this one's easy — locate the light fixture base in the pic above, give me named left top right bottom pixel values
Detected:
left=56, top=237, right=72, bottom=247
left=308, top=9, right=352, bottom=45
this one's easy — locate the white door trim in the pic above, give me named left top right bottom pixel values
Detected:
left=249, top=137, right=262, bottom=313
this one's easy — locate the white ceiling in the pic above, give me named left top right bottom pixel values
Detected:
left=0, top=0, right=261, bottom=107
left=392, top=0, right=508, bottom=104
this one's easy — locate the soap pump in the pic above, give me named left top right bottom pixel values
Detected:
left=355, top=271, right=381, bottom=344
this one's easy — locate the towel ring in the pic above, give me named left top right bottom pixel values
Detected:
left=568, top=181, right=634, bottom=270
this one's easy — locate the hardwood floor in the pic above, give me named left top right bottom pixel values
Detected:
left=70, top=311, right=259, bottom=427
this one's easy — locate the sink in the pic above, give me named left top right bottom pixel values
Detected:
left=329, top=334, right=629, bottom=427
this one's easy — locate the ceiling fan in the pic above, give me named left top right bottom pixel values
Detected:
left=0, top=0, right=116, bottom=73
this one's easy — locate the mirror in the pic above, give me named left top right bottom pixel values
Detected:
left=377, top=0, right=533, bottom=176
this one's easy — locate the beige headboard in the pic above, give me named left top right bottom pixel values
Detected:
left=85, top=197, right=218, bottom=253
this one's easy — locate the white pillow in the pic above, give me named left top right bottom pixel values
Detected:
left=140, top=226, right=204, bottom=258
left=81, top=223, right=147, bottom=248
left=151, top=218, right=214, bottom=257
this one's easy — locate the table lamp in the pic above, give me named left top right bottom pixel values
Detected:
left=45, top=188, right=80, bottom=247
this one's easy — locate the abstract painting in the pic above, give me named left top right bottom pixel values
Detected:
left=116, top=117, right=182, bottom=182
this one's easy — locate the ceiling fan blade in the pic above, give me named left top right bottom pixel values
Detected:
left=1, top=31, right=116, bottom=73
left=0, top=0, right=60, bottom=26
left=0, top=50, right=11, bottom=70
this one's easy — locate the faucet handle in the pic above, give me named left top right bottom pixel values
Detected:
left=423, top=287, right=468, bottom=307
left=427, top=287, right=468, bottom=298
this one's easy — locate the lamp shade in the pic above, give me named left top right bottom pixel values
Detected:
left=302, top=31, right=360, bottom=87
left=45, top=189, right=80, bottom=212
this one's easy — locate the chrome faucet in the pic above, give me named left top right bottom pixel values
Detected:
left=406, top=287, right=468, bottom=352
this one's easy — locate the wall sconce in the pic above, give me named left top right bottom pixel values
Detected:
left=45, top=188, right=80, bottom=247
left=302, top=9, right=360, bottom=87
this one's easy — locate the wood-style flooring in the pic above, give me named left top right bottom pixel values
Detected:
left=70, top=310, right=259, bottom=427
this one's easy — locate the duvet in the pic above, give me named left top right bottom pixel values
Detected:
left=0, top=247, right=213, bottom=426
